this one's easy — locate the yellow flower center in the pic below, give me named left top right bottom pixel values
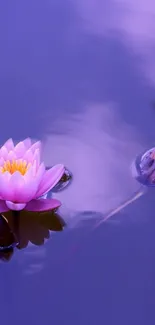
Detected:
left=0, top=160, right=31, bottom=175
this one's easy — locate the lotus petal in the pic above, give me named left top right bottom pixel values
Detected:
left=0, top=172, right=12, bottom=200
left=30, top=141, right=41, bottom=153
left=25, top=198, right=61, bottom=211
left=14, top=141, right=27, bottom=158
left=23, top=138, right=32, bottom=149
left=3, top=138, right=14, bottom=151
left=23, top=149, right=34, bottom=163
left=9, top=171, right=38, bottom=203
left=0, top=146, right=8, bottom=159
left=5, top=201, right=26, bottom=211
left=35, top=164, right=65, bottom=198
left=8, top=150, right=17, bottom=161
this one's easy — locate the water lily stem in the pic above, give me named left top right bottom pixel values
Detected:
left=12, top=210, right=20, bottom=218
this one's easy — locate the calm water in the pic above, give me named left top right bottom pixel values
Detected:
left=1, top=0, right=155, bottom=324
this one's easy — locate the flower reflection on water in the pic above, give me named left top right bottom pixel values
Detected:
left=0, top=210, right=66, bottom=262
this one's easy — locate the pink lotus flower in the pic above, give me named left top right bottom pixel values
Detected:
left=0, top=138, right=65, bottom=213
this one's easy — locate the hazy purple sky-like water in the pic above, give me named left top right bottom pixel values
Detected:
left=0, top=0, right=155, bottom=324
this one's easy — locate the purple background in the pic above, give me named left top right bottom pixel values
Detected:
left=0, top=1, right=155, bottom=324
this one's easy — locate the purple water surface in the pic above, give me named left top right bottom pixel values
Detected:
left=0, top=0, right=155, bottom=324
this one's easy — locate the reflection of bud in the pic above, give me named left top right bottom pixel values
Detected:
left=0, top=248, right=14, bottom=262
